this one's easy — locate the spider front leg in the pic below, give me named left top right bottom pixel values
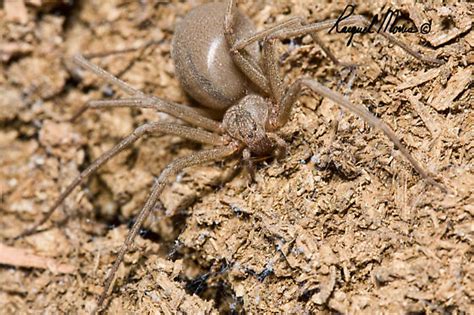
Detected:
left=15, top=122, right=227, bottom=239
left=261, top=37, right=444, bottom=191
left=96, top=143, right=239, bottom=311
left=241, top=134, right=286, bottom=182
left=268, top=133, right=288, bottom=160
left=285, top=78, right=444, bottom=189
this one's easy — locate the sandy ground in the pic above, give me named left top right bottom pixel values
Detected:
left=0, top=0, right=473, bottom=314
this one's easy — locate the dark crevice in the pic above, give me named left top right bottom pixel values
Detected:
left=181, top=259, right=245, bottom=314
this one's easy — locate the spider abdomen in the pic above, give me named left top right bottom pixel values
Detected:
left=172, top=2, right=259, bottom=111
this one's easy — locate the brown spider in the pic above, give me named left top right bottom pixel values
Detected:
left=16, top=0, right=444, bottom=310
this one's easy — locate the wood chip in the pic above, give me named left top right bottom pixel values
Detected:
left=409, top=5, right=472, bottom=47
left=430, top=67, right=472, bottom=111
left=426, top=16, right=472, bottom=48
left=26, top=0, right=42, bottom=6
left=0, top=42, right=33, bottom=62
left=0, top=243, right=75, bottom=274
left=466, top=31, right=474, bottom=48
left=4, top=0, right=29, bottom=24
left=405, top=90, right=442, bottom=137
left=397, top=67, right=442, bottom=91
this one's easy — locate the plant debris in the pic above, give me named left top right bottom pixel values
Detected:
left=0, top=1, right=472, bottom=313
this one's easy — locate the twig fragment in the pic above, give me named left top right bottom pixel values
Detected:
left=0, top=243, right=75, bottom=274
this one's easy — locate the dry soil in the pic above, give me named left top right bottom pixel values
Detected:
left=0, top=0, right=472, bottom=314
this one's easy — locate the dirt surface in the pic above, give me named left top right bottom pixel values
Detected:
left=0, top=0, right=473, bottom=314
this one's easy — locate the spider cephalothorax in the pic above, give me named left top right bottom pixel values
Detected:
left=222, top=94, right=278, bottom=156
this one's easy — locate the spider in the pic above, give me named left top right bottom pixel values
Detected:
left=16, top=0, right=444, bottom=310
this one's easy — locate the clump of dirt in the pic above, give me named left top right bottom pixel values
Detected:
left=0, top=0, right=472, bottom=313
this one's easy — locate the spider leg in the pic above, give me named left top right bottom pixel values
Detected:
left=233, top=16, right=351, bottom=67
left=232, top=10, right=443, bottom=65
left=262, top=37, right=285, bottom=103
left=242, top=148, right=256, bottom=182
left=96, top=143, right=239, bottom=311
left=283, top=78, right=444, bottom=190
left=82, top=39, right=160, bottom=59
left=268, top=133, right=288, bottom=160
left=15, top=122, right=227, bottom=239
left=73, top=54, right=140, bottom=96
left=72, top=55, right=222, bottom=132
left=71, top=97, right=222, bottom=133
left=261, top=35, right=443, bottom=190
left=224, top=0, right=339, bottom=94
left=224, top=0, right=270, bottom=94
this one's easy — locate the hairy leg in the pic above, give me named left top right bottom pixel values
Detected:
left=73, top=55, right=222, bottom=132
left=262, top=37, right=285, bottom=103
left=71, top=97, right=222, bottom=133
left=241, top=14, right=443, bottom=65
left=96, top=143, right=239, bottom=310
left=82, top=39, right=160, bottom=59
left=277, top=77, right=444, bottom=191
left=16, top=122, right=227, bottom=239
left=233, top=16, right=350, bottom=67
left=224, top=0, right=345, bottom=94
left=224, top=0, right=270, bottom=94
left=268, top=133, right=288, bottom=160
left=256, top=26, right=443, bottom=189
left=242, top=148, right=256, bottom=182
